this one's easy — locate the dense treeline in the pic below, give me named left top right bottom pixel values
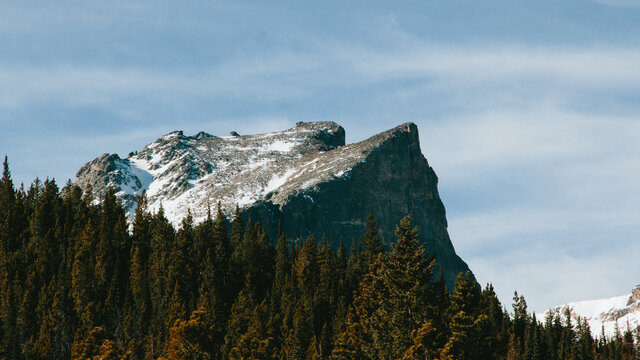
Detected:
left=0, top=156, right=638, bottom=360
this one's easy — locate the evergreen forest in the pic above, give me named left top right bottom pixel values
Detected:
left=1, top=157, right=638, bottom=360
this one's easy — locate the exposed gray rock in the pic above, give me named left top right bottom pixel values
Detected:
left=76, top=121, right=471, bottom=289
left=630, top=285, right=640, bottom=304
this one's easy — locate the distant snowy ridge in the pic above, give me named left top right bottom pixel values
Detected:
left=543, top=285, right=640, bottom=338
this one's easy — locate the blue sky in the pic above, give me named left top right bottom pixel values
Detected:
left=1, top=0, right=640, bottom=312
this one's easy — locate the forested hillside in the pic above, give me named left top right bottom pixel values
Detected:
left=1, top=157, right=638, bottom=359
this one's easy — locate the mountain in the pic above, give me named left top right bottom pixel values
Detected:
left=76, top=121, right=471, bottom=288
left=544, top=285, right=640, bottom=338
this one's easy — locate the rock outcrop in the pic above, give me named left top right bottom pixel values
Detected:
left=76, top=121, right=471, bottom=288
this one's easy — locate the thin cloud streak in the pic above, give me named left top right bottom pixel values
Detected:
left=420, top=109, right=640, bottom=183
left=449, top=208, right=640, bottom=252
left=349, top=45, right=640, bottom=87
left=2, top=45, right=640, bottom=110
left=594, top=0, right=640, bottom=7
left=0, top=53, right=321, bottom=109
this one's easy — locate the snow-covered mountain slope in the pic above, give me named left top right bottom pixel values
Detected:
left=77, top=121, right=346, bottom=224
left=76, top=121, right=472, bottom=290
left=544, top=285, right=640, bottom=338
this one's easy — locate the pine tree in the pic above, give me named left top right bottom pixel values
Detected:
left=230, top=205, right=244, bottom=247
left=512, top=291, right=529, bottom=353
left=480, top=283, right=507, bottom=359
left=128, top=192, right=153, bottom=356
left=160, top=304, right=216, bottom=360
left=278, top=266, right=299, bottom=359
left=332, top=216, right=439, bottom=360
left=279, top=235, right=321, bottom=360
left=149, top=205, right=174, bottom=354
left=272, top=222, right=290, bottom=312
left=571, top=317, right=592, bottom=360
left=441, top=272, right=489, bottom=360
left=236, top=221, right=275, bottom=302
left=210, top=206, right=231, bottom=315
left=71, top=326, right=120, bottom=360
left=558, top=307, right=575, bottom=360
left=222, top=275, right=256, bottom=359
left=400, top=321, right=438, bottom=360
left=94, top=187, right=131, bottom=340
left=360, top=211, right=382, bottom=266
left=331, top=255, right=386, bottom=360
left=383, top=215, right=436, bottom=358
left=168, top=212, right=197, bottom=313
left=0, top=156, right=18, bottom=253
left=0, top=157, right=17, bottom=358
left=165, top=283, right=187, bottom=336
left=316, top=236, right=335, bottom=334
left=228, top=300, right=275, bottom=360
left=228, top=210, right=246, bottom=305
left=344, top=237, right=366, bottom=308
left=335, top=239, right=347, bottom=291
left=72, top=220, right=98, bottom=334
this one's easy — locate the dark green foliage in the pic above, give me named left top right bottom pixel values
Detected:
left=360, top=211, right=382, bottom=265
left=0, top=158, right=637, bottom=359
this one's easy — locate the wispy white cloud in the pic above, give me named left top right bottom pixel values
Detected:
left=594, top=0, right=640, bottom=7
left=343, top=45, right=640, bottom=88
left=3, top=44, right=640, bottom=111
left=0, top=50, right=327, bottom=110
left=419, top=108, right=640, bottom=180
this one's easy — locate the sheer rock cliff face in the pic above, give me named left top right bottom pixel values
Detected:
left=76, top=121, right=471, bottom=288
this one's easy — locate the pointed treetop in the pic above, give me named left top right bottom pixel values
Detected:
left=1, top=155, right=14, bottom=198
left=349, top=236, right=359, bottom=256
left=391, top=215, right=419, bottom=255
left=321, top=233, right=329, bottom=249
left=216, top=201, right=226, bottom=222
left=337, top=237, right=346, bottom=259
left=83, top=183, right=93, bottom=204
left=361, top=211, right=382, bottom=259
left=2, top=155, right=11, bottom=182
left=135, top=190, right=148, bottom=213
left=206, top=201, right=212, bottom=222
left=157, top=201, right=165, bottom=218
left=180, top=209, right=194, bottom=231
left=231, top=206, right=245, bottom=245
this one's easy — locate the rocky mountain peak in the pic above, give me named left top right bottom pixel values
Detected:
left=76, top=120, right=470, bottom=289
